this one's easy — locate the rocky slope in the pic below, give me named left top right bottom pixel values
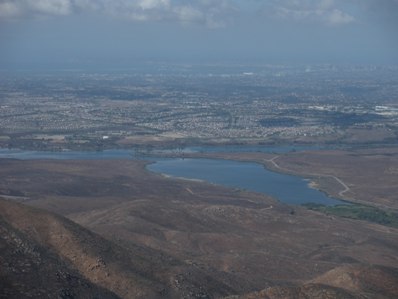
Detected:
left=1, top=158, right=398, bottom=298
left=228, top=265, right=398, bottom=299
left=0, top=198, right=234, bottom=298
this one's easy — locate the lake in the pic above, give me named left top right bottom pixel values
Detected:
left=0, top=144, right=334, bottom=159
left=0, top=147, right=347, bottom=206
left=147, top=158, right=346, bottom=206
left=0, top=148, right=134, bottom=160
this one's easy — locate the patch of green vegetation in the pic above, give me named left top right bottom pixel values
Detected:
left=303, top=203, right=398, bottom=228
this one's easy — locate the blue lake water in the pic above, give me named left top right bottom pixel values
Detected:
left=182, top=145, right=325, bottom=153
left=147, top=158, right=346, bottom=206
left=0, top=147, right=346, bottom=206
left=0, top=144, right=332, bottom=159
left=0, top=149, right=134, bottom=160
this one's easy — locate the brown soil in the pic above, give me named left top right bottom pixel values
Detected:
left=0, top=154, right=398, bottom=298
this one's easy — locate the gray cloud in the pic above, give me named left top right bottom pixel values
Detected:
left=1, top=0, right=396, bottom=28
left=260, top=0, right=355, bottom=26
left=0, top=0, right=237, bottom=28
left=0, top=0, right=72, bottom=18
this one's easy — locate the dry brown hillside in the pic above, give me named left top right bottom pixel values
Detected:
left=1, top=157, right=398, bottom=298
left=0, top=199, right=120, bottom=299
left=0, top=198, right=234, bottom=298
left=228, top=265, right=398, bottom=299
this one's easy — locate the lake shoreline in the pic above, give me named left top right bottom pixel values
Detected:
left=147, top=157, right=347, bottom=206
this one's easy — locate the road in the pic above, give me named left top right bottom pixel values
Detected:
left=264, top=156, right=351, bottom=198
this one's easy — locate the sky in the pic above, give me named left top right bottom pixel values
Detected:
left=0, top=0, right=397, bottom=70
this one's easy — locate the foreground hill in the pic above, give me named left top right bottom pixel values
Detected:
left=2, top=198, right=398, bottom=299
left=0, top=199, right=120, bottom=298
left=230, top=265, right=398, bottom=299
left=0, top=198, right=235, bottom=298
left=1, top=156, right=398, bottom=298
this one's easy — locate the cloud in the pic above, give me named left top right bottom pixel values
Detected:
left=173, top=5, right=203, bottom=23
left=2, top=0, right=397, bottom=28
left=0, top=0, right=236, bottom=28
left=0, top=0, right=72, bottom=18
left=0, top=2, right=21, bottom=18
left=261, top=0, right=356, bottom=26
left=171, top=0, right=236, bottom=28
left=328, top=9, right=355, bottom=25
left=138, top=0, right=170, bottom=10
left=31, top=0, right=72, bottom=15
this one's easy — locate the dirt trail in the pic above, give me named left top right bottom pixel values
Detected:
left=264, top=156, right=351, bottom=198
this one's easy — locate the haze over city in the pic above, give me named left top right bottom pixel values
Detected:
left=1, top=0, right=398, bottom=70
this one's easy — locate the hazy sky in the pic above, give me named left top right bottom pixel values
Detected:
left=1, top=0, right=397, bottom=69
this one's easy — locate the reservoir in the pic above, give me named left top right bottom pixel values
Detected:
left=0, top=148, right=134, bottom=160
left=148, top=158, right=346, bottom=206
left=0, top=144, right=328, bottom=159
left=0, top=148, right=346, bottom=206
